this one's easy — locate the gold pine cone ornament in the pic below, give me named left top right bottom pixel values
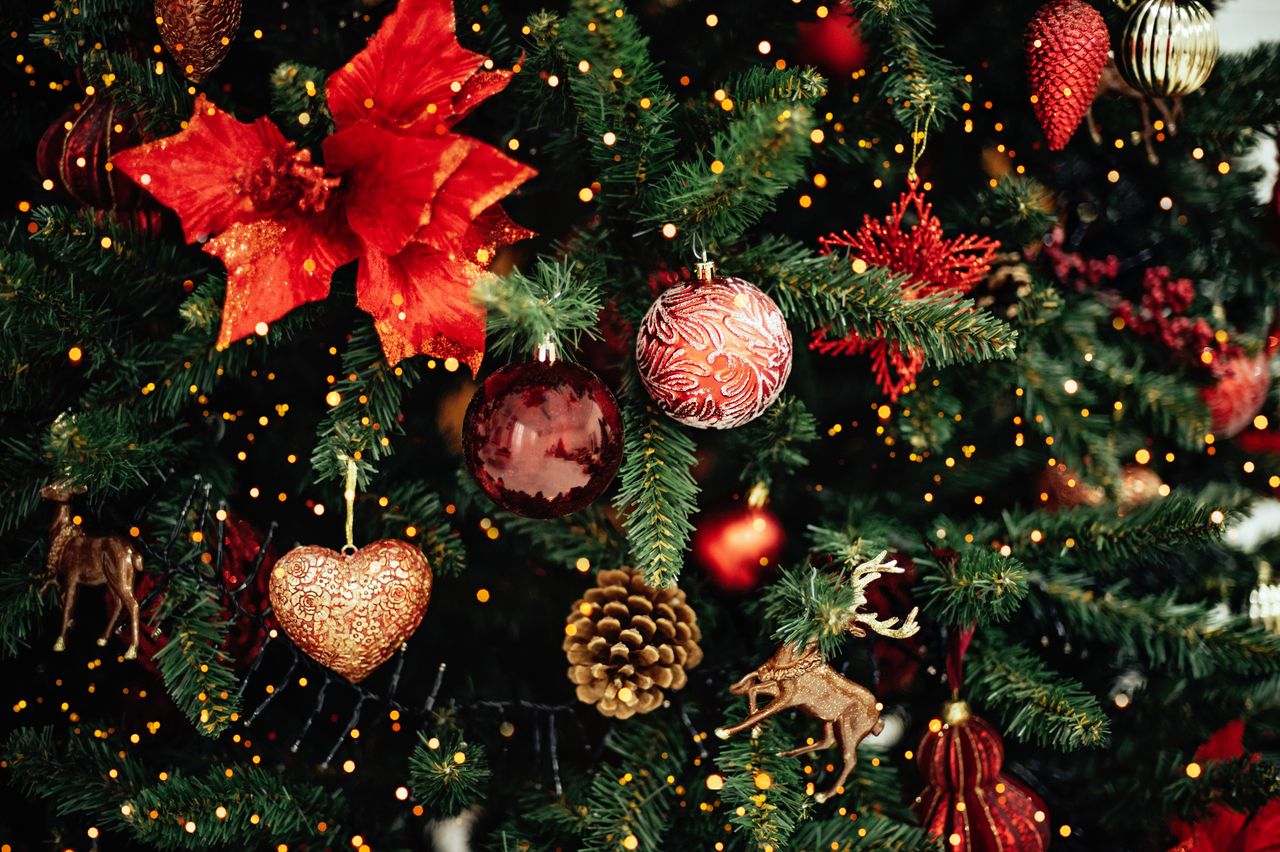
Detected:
left=564, top=568, right=703, bottom=719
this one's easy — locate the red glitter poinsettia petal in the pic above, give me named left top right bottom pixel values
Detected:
left=112, top=95, right=294, bottom=243
left=208, top=207, right=359, bottom=347
left=450, top=69, right=514, bottom=123
left=415, top=140, right=536, bottom=252
left=324, top=120, right=472, bottom=254
left=325, top=0, right=491, bottom=134
left=357, top=241, right=487, bottom=373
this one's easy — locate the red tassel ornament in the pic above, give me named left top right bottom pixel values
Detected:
left=913, top=700, right=1052, bottom=851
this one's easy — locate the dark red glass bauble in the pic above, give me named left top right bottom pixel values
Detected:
left=37, top=95, right=150, bottom=211
left=463, top=359, right=623, bottom=518
left=913, top=701, right=1051, bottom=852
left=691, top=505, right=784, bottom=593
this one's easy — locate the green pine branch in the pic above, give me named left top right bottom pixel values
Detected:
left=493, top=504, right=625, bottom=574
left=612, top=374, right=699, bottom=588
left=2, top=727, right=339, bottom=848
left=409, top=732, right=492, bottom=818
left=149, top=570, right=241, bottom=737
left=81, top=50, right=193, bottom=135
left=312, top=322, right=420, bottom=487
left=643, top=100, right=814, bottom=246
left=45, top=408, right=187, bottom=497
left=919, top=549, right=1028, bottom=628
left=526, top=0, right=678, bottom=202
left=732, top=237, right=1018, bottom=372
left=270, top=62, right=334, bottom=149
left=850, top=0, right=966, bottom=133
left=716, top=711, right=808, bottom=849
left=580, top=721, right=686, bottom=852
left=0, top=554, right=56, bottom=658
left=1040, top=574, right=1280, bottom=678
left=1001, top=491, right=1240, bottom=573
left=373, top=480, right=467, bottom=578
left=473, top=258, right=604, bottom=362
left=966, top=640, right=1109, bottom=750
left=727, top=395, right=819, bottom=489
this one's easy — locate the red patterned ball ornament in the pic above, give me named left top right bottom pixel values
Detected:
left=1025, top=0, right=1110, bottom=150
left=155, top=0, right=242, bottom=81
left=913, top=701, right=1051, bottom=852
left=691, top=504, right=784, bottom=593
left=1203, top=352, right=1270, bottom=439
left=37, top=95, right=151, bottom=211
left=463, top=358, right=623, bottom=518
left=636, top=263, right=792, bottom=429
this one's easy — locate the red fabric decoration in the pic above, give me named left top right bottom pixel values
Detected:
left=113, top=0, right=536, bottom=374
left=1169, top=721, right=1280, bottom=851
left=811, top=180, right=1000, bottom=400
left=1025, top=0, right=1109, bottom=150
left=913, top=703, right=1052, bottom=852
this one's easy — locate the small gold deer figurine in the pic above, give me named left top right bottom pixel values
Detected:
left=39, top=479, right=142, bottom=659
left=715, top=551, right=919, bottom=803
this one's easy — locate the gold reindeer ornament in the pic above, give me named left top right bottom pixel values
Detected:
left=715, top=551, right=919, bottom=803
left=40, top=479, right=143, bottom=659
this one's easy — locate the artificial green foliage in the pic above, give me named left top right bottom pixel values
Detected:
left=920, top=548, right=1028, bottom=628
left=580, top=721, right=686, bottom=852
left=612, top=375, right=699, bottom=588
left=644, top=100, right=815, bottom=246
left=409, top=731, right=492, bottom=817
left=966, top=640, right=1109, bottom=751
left=728, top=394, right=820, bottom=489
left=312, top=322, right=421, bottom=486
left=3, top=727, right=339, bottom=848
left=271, top=63, right=335, bottom=149
left=472, top=258, right=604, bottom=362
left=734, top=237, right=1018, bottom=372
left=716, top=712, right=808, bottom=849
left=5, top=0, right=1280, bottom=848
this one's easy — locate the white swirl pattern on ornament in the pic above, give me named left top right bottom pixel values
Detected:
left=268, top=540, right=432, bottom=683
left=636, top=276, right=792, bottom=429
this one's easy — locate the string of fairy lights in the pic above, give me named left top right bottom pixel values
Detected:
left=8, top=0, right=1272, bottom=848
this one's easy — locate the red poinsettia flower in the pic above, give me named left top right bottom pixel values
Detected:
left=113, top=0, right=535, bottom=374
left=810, top=179, right=999, bottom=400
left=1169, top=720, right=1280, bottom=852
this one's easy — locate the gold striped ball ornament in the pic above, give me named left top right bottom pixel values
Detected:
left=1117, top=0, right=1218, bottom=97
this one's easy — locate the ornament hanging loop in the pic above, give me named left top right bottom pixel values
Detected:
left=690, top=232, right=714, bottom=282
left=906, top=103, right=936, bottom=184
left=342, top=457, right=358, bottom=556
left=535, top=332, right=558, bottom=364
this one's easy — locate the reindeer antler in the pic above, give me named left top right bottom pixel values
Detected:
left=843, top=551, right=922, bottom=640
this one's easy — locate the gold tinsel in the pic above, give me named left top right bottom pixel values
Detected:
left=563, top=568, right=703, bottom=719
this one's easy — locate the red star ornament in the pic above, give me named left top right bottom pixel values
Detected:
left=811, top=180, right=1000, bottom=400
left=113, top=0, right=535, bottom=374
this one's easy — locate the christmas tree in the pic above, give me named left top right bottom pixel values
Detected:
left=3, top=0, right=1280, bottom=848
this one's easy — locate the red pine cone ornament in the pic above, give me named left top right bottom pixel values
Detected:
left=636, top=263, right=792, bottom=429
left=914, top=701, right=1051, bottom=852
left=155, top=0, right=242, bottom=81
left=1203, top=352, right=1271, bottom=439
left=1025, top=0, right=1110, bottom=150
